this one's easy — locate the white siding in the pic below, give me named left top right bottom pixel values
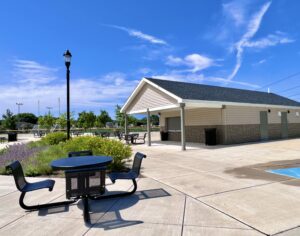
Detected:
left=160, top=108, right=222, bottom=126
left=270, top=109, right=300, bottom=124
left=268, top=109, right=282, bottom=124
left=159, top=105, right=300, bottom=127
left=126, top=84, right=177, bottom=113
left=223, top=106, right=262, bottom=125
left=288, top=110, right=300, bottom=123
left=223, top=106, right=300, bottom=125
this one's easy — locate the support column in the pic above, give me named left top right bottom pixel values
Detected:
left=180, top=103, right=186, bottom=151
left=147, top=108, right=151, bottom=146
left=124, top=113, right=128, bottom=135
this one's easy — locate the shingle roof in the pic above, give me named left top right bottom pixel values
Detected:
left=146, top=78, right=300, bottom=107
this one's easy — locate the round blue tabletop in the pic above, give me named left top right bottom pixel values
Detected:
left=51, top=156, right=113, bottom=170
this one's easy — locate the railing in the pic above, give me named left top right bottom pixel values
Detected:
left=0, top=127, right=160, bottom=135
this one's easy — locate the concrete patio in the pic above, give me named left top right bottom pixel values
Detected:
left=2, top=138, right=300, bottom=235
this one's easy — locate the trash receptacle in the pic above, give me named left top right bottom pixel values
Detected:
left=8, top=132, right=17, bottom=142
left=160, top=131, right=168, bottom=141
left=204, top=128, right=217, bottom=145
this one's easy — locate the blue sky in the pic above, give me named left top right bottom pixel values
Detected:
left=0, top=0, right=299, bottom=118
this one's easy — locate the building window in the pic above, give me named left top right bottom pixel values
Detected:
left=166, top=117, right=181, bottom=132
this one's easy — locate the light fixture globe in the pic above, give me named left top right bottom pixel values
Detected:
left=63, top=50, right=72, bottom=65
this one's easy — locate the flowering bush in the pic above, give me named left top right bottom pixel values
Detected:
left=0, top=136, right=132, bottom=176
left=0, top=144, right=43, bottom=174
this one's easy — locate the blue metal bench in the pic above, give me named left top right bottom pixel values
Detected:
left=68, top=150, right=93, bottom=157
left=89, top=152, right=146, bottom=199
left=7, top=161, right=76, bottom=210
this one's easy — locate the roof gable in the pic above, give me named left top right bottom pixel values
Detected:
left=126, top=83, right=177, bottom=113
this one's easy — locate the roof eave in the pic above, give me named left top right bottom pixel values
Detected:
left=183, top=99, right=300, bottom=109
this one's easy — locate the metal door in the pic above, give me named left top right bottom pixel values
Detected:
left=281, top=112, right=288, bottom=138
left=260, top=111, right=268, bottom=140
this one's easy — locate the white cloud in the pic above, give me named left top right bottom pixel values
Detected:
left=253, top=59, right=267, bottom=66
left=12, top=59, right=58, bottom=84
left=166, top=55, right=184, bottom=66
left=152, top=72, right=259, bottom=89
left=227, top=1, right=271, bottom=81
left=166, top=54, right=214, bottom=73
left=137, top=67, right=152, bottom=75
left=106, top=24, right=168, bottom=45
left=243, top=33, right=294, bottom=48
left=258, top=59, right=266, bottom=64
left=223, top=1, right=246, bottom=26
left=0, top=60, right=138, bottom=117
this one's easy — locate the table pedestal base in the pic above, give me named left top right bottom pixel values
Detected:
left=82, top=197, right=90, bottom=224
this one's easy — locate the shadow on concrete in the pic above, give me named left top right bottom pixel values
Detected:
left=88, top=188, right=171, bottom=230
left=225, top=159, right=300, bottom=186
left=38, top=204, right=71, bottom=216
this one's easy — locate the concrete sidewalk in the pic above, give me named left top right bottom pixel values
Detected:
left=0, top=175, right=262, bottom=236
left=2, top=138, right=300, bottom=235
left=132, top=138, right=300, bottom=235
left=0, top=133, right=41, bottom=150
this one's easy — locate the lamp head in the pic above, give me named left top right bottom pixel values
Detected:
left=63, top=50, right=72, bottom=67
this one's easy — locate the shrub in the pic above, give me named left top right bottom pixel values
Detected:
left=42, top=132, right=68, bottom=145
left=62, top=136, right=132, bottom=171
left=0, top=136, right=132, bottom=176
left=27, top=140, right=47, bottom=148
left=24, top=144, right=66, bottom=176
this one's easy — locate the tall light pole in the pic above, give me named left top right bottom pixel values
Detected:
left=58, top=97, right=61, bottom=116
left=38, top=100, right=40, bottom=116
left=64, top=50, right=72, bottom=139
left=46, top=106, right=53, bottom=115
left=16, top=102, right=23, bottom=114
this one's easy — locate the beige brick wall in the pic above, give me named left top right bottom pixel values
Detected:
left=289, top=123, right=300, bottom=138
left=268, top=124, right=282, bottom=139
left=159, top=106, right=300, bottom=145
left=168, top=131, right=181, bottom=142
left=223, top=124, right=260, bottom=144
left=161, top=123, right=300, bottom=145
left=161, top=125, right=224, bottom=144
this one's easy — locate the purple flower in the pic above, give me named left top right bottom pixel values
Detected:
left=0, top=144, right=43, bottom=167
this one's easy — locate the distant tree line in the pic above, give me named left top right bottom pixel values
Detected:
left=0, top=105, right=159, bottom=130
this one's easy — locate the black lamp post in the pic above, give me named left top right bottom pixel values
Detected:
left=63, top=50, right=72, bottom=139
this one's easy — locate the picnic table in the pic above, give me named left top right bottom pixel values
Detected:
left=124, top=133, right=139, bottom=144
left=51, top=155, right=113, bottom=223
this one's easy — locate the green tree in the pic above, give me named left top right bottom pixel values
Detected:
left=2, top=109, right=16, bottom=130
left=95, top=110, right=112, bottom=127
left=77, top=111, right=96, bottom=130
left=115, top=105, right=141, bottom=127
left=56, top=112, right=75, bottom=128
left=38, top=114, right=56, bottom=130
left=15, top=113, right=38, bottom=124
left=115, top=105, right=125, bottom=127
left=137, top=117, right=147, bottom=126
left=151, top=115, right=159, bottom=125
left=128, top=116, right=138, bottom=126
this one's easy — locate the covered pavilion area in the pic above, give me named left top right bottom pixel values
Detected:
left=121, top=78, right=223, bottom=151
left=121, top=78, right=300, bottom=150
